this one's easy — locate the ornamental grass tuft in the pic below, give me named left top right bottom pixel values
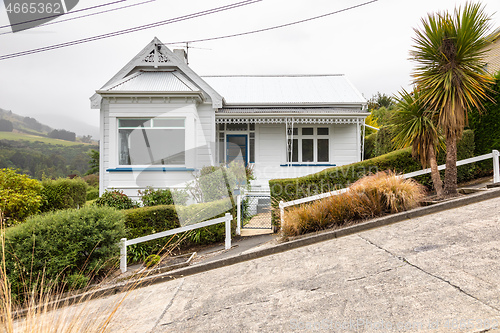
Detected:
left=282, top=171, right=425, bottom=237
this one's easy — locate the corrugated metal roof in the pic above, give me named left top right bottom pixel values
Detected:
left=217, top=108, right=367, bottom=114
left=104, top=71, right=199, bottom=92
left=201, top=75, right=366, bottom=105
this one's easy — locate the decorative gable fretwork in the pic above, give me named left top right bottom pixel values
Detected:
left=142, top=46, right=170, bottom=65
left=215, top=117, right=361, bottom=125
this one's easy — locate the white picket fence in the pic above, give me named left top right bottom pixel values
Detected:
left=279, top=150, right=500, bottom=227
left=119, top=213, right=233, bottom=273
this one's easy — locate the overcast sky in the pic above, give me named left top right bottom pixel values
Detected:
left=1, top=0, right=500, bottom=138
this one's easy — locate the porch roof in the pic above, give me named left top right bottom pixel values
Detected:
left=216, top=107, right=368, bottom=114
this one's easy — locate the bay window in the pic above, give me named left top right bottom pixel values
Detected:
left=118, top=118, right=185, bottom=165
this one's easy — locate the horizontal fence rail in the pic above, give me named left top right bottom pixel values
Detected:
left=119, top=213, right=232, bottom=273
left=279, top=150, right=500, bottom=227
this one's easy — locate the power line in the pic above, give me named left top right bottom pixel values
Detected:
left=166, top=0, right=379, bottom=45
left=0, top=0, right=130, bottom=30
left=0, top=0, right=379, bottom=61
left=0, top=0, right=262, bottom=60
left=0, top=0, right=156, bottom=36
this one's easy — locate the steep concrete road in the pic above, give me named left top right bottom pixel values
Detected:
left=74, top=196, right=500, bottom=332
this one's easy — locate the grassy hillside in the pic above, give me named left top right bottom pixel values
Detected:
left=0, top=131, right=88, bottom=146
left=0, top=108, right=52, bottom=135
left=0, top=133, right=98, bottom=179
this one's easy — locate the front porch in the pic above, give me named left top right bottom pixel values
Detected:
left=215, top=113, right=367, bottom=190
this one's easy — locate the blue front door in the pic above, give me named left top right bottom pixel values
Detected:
left=226, top=134, right=248, bottom=166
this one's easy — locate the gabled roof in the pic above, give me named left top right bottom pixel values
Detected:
left=100, top=71, right=199, bottom=92
left=202, top=75, right=367, bottom=107
left=91, top=37, right=223, bottom=108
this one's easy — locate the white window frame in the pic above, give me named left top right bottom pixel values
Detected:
left=117, top=117, right=186, bottom=167
left=288, top=126, right=330, bottom=163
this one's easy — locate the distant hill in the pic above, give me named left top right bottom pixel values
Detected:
left=0, top=132, right=98, bottom=179
left=0, top=108, right=52, bottom=135
left=0, top=108, right=98, bottom=143
left=0, top=108, right=99, bottom=178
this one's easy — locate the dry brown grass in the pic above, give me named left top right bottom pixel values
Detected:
left=0, top=206, right=201, bottom=333
left=282, top=171, right=426, bottom=237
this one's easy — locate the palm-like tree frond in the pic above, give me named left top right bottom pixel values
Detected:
left=392, top=89, right=443, bottom=168
left=410, top=2, right=495, bottom=137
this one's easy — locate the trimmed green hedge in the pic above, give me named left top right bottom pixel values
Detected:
left=5, top=206, right=125, bottom=301
left=469, top=72, right=500, bottom=174
left=270, top=129, right=476, bottom=226
left=40, top=177, right=87, bottom=212
left=123, top=198, right=235, bottom=262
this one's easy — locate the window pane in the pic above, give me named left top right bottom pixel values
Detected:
left=318, top=128, right=329, bottom=135
left=292, top=128, right=298, bottom=136
left=226, top=123, right=248, bottom=131
left=287, top=139, right=298, bottom=162
left=317, top=139, right=329, bottom=162
left=153, top=119, right=184, bottom=127
left=119, top=119, right=150, bottom=128
left=302, top=128, right=313, bottom=135
left=249, top=123, right=255, bottom=131
left=302, top=139, right=313, bottom=162
left=219, top=133, right=225, bottom=163
left=250, top=138, right=255, bottom=163
left=292, top=139, right=298, bottom=162
left=119, top=128, right=185, bottom=165
left=218, top=123, right=225, bottom=131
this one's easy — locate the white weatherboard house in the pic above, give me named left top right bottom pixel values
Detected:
left=91, top=38, right=368, bottom=199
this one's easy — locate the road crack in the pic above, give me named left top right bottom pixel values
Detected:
left=357, top=235, right=500, bottom=314
left=149, top=278, right=185, bottom=332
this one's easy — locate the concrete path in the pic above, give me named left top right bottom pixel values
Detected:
left=41, top=195, right=500, bottom=332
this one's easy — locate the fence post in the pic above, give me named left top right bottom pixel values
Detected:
left=236, top=194, right=241, bottom=236
left=279, top=200, right=285, bottom=230
left=120, top=238, right=127, bottom=274
left=493, top=150, right=500, bottom=184
left=225, top=213, right=231, bottom=250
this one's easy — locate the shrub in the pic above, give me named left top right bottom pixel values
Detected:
left=94, top=189, right=134, bottom=210
left=138, top=187, right=189, bottom=207
left=364, top=133, right=377, bottom=160
left=82, top=173, right=99, bottom=187
left=469, top=72, right=500, bottom=157
left=270, top=130, right=476, bottom=227
left=0, top=168, right=43, bottom=223
left=5, top=205, right=126, bottom=301
left=40, top=177, right=88, bottom=212
left=144, top=254, right=161, bottom=268
left=123, top=199, right=234, bottom=262
left=282, top=171, right=425, bottom=236
left=86, top=187, right=99, bottom=201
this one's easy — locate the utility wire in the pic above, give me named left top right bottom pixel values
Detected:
left=0, top=0, right=262, bottom=60
left=0, top=0, right=379, bottom=61
left=166, top=0, right=379, bottom=45
left=0, top=0, right=156, bottom=36
left=0, top=0, right=130, bottom=29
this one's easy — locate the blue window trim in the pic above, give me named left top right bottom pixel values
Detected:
left=279, top=164, right=336, bottom=167
left=107, top=167, right=195, bottom=172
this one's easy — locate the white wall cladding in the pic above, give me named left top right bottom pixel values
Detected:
left=102, top=101, right=215, bottom=194
left=250, top=123, right=360, bottom=189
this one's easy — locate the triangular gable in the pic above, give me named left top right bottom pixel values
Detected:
left=91, top=37, right=223, bottom=109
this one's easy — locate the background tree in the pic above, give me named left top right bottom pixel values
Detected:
left=392, top=89, right=444, bottom=198
left=0, top=119, right=13, bottom=132
left=86, top=149, right=99, bottom=175
left=411, top=2, right=498, bottom=196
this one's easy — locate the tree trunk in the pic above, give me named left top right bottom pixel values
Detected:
left=444, top=134, right=458, bottom=196
left=429, top=147, right=444, bottom=198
